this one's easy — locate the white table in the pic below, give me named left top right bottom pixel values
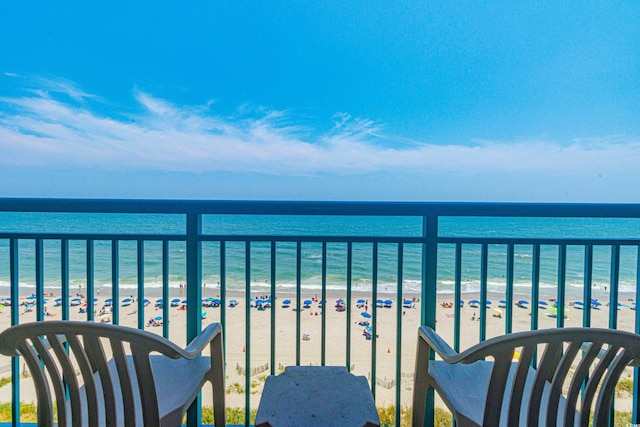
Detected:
left=255, top=366, right=380, bottom=427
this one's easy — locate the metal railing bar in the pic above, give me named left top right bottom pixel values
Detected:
left=531, top=244, right=541, bottom=334
left=609, top=245, right=620, bottom=330
left=10, top=238, right=20, bottom=426
left=244, top=241, right=251, bottom=425
left=479, top=244, right=488, bottom=343
left=162, top=240, right=170, bottom=339
left=321, top=242, right=327, bottom=366
left=111, top=240, right=120, bottom=325
left=296, top=241, right=301, bottom=366
left=270, top=241, right=276, bottom=375
left=438, top=237, right=640, bottom=246
left=137, top=240, right=145, bottom=330
left=557, top=244, right=566, bottom=328
left=371, top=242, right=378, bottom=400
left=36, top=239, right=44, bottom=322
left=346, top=242, right=353, bottom=372
left=220, top=241, right=227, bottom=355
left=61, top=239, right=69, bottom=321
left=453, top=243, right=462, bottom=352
left=583, top=245, right=593, bottom=327
left=200, top=235, right=425, bottom=244
left=505, top=244, right=514, bottom=334
left=634, top=245, right=640, bottom=424
left=0, top=232, right=185, bottom=241
left=87, top=240, right=95, bottom=322
left=395, top=243, right=404, bottom=427
left=530, top=243, right=541, bottom=371
left=3, top=198, right=640, bottom=218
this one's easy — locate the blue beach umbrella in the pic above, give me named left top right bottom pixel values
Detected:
left=518, top=300, right=529, bottom=305
left=538, top=301, right=548, bottom=308
left=171, top=298, right=181, bottom=306
left=361, top=312, right=372, bottom=319
left=384, top=299, right=393, bottom=305
left=282, top=299, right=291, bottom=306
left=469, top=299, right=480, bottom=304
left=357, top=299, right=365, bottom=304
left=498, top=300, right=507, bottom=307
left=303, top=299, right=312, bottom=307
left=486, top=300, right=492, bottom=306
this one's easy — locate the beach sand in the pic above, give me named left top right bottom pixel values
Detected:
left=1, top=289, right=638, bottom=414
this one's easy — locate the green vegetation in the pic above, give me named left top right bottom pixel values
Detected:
left=0, top=402, right=634, bottom=426
left=225, top=382, right=245, bottom=394
left=616, top=377, right=634, bottom=397
left=0, top=377, right=11, bottom=389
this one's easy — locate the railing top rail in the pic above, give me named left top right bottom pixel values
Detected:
left=1, top=198, right=640, bottom=218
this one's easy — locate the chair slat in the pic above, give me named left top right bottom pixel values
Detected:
left=527, top=341, right=562, bottom=426
left=482, top=350, right=513, bottom=425
left=131, top=343, right=160, bottom=426
left=507, top=344, right=535, bottom=426
left=84, top=335, right=119, bottom=427
left=48, top=333, right=84, bottom=427
left=210, top=333, right=226, bottom=427
left=67, top=334, right=100, bottom=425
left=31, top=336, right=69, bottom=426
left=111, top=339, right=137, bottom=427
left=0, top=320, right=225, bottom=427
left=546, top=341, right=580, bottom=426
left=593, top=349, right=633, bottom=425
left=581, top=345, right=618, bottom=426
left=563, top=342, right=600, bottom=427
left=17, top=341, right=54, bottom=427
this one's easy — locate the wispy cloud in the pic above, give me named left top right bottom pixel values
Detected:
left=1, top=78, right=639, bottom=181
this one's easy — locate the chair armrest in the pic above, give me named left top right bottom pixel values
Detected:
left=182, top=323, right=222, bottom=359
left=418, top=326, right=461, bottom=363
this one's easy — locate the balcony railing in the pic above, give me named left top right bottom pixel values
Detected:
left=1, top=199, right=640, bottom=426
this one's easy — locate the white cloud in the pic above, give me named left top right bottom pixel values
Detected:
left=1, top=79, right=639, bottom=184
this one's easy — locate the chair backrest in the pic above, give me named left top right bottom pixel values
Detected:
left=458, top=327, right=640, bottom=426
left=0, top=321, right=190, bottom=427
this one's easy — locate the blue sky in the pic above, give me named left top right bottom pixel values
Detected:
left=1, top=2, right=639, bottom=201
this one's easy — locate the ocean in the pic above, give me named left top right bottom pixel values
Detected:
left=0, top=213, right=639, bottom=299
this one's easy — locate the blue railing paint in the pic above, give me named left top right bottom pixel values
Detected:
left=2, top=199, right=640, bottom=427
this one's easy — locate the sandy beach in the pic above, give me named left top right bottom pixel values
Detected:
left=1, top=287, right=638, bottom=413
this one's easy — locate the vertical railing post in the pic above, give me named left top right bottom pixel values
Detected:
left=245, top=241, right=251, bottom=425
left=479, top=243, right=488, bottom=343
left=137, top=240, right=145, bottom=329
left=61, top=239, right=70, bottom=321
left=633, top=244, right=640, bottom=424
left=346, top=242, right=353, bottom=371
left=186, top=212, right=202, bottom=426
left=87, top=240, right=94, bottom=322
left=162, top=240, right=170, bottom=339
left=583, top=245, right=593, bottom=327
left=557, top=244, right=566, bottom=328
left=422, top=214, right=438, bottom=427
left=395, top=243, right=404, bottom=427
left=10, top=239, right=20, bottom=427
left=111, top=240, right=120, bottom=325
left=453, top=243, right=462, bottom=352
left=36, top=239, right=44, bottom=322
left=505, top=244, right=514, bottom=334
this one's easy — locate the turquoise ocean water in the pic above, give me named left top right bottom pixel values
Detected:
left=0, top=213, right=639, bottom=299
